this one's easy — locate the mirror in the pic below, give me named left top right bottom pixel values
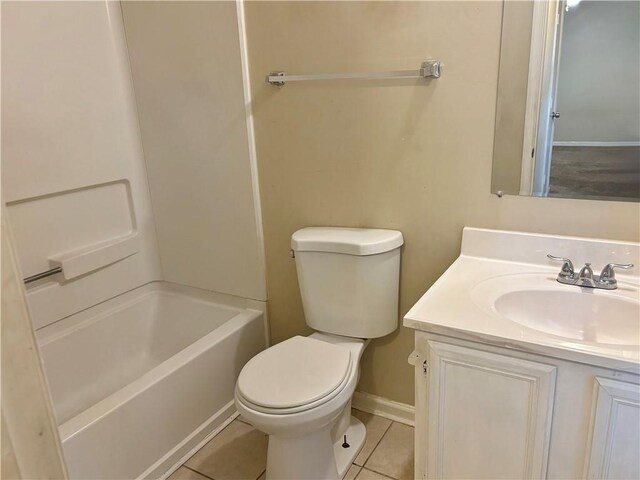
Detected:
left=492, top=0, right=639, bottom=201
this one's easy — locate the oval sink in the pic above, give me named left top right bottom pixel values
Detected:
left=494, top=290, right=639, bottom=346
left=471, top=273, right=640, bottom=347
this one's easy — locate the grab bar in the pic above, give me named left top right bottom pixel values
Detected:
left=267, top=59, right=441, bottom=86
left=23, top=266, right=62, bottom=284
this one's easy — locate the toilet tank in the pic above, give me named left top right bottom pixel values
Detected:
left=291, top=227, right=403, bottom=339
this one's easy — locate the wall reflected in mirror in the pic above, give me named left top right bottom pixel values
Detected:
left=492, top=0, right=639, bottom=201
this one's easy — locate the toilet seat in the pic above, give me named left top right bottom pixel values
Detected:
left=236, top=336, right=352, bottom=415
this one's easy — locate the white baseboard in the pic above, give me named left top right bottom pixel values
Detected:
left=352, top=391, right=414, bottom=426
left=553, top=141, right=640, bottom=147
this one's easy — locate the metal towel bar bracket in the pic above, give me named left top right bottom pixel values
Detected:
left=267, top=59, right=441, bottom=86
left=24, top=266, right=62, bottom=284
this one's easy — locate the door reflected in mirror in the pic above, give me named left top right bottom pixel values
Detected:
left=492, top=0, right=640, bottom=201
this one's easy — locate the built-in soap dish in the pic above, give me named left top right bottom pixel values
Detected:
left=49, top=234, right=139, bottom=282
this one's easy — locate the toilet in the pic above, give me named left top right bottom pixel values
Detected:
left=235, top=227, right=403, bottom=480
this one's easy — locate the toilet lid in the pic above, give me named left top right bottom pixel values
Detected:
left=237, top=336, right=352, bottom=410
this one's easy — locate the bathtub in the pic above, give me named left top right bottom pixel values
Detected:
left=36, top=282, right=267, bottom=479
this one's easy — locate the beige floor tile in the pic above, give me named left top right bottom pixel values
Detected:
left=186, top=420, right=268, bottom=480
left=355, top=468, right=396, bottom=480
left=352, top=409, right=392, bottom=466
left=345, top=464, right=362, bottom=480
left=364, top=422, right=414, bottom=480
left=167, top=466, right=211, bottom=480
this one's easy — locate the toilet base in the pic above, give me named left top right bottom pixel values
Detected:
left=265, top=416, right=366, bottom=480
left=334, top=416, right=366, bottom=478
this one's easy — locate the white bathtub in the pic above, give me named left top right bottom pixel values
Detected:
left=37, top=282, right=267, bottom=479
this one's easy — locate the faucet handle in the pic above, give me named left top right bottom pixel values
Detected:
left=598, top=263, right=634, bottom=287
left=547, top=254, right=575, bottom=279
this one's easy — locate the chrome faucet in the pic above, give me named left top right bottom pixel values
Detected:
left=576, top=262, right=596, bottom=288
left=547, top=254, right=633, bottom=290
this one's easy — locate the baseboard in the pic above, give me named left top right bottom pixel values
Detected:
left=553, top=141, right=640, bottom=147
left=352, top=391, right=414, bottom=426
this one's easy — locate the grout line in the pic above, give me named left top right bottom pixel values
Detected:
left=358, top=468, right=397, bottom=480
left=357, top=415, right=393, bottom=467
left=362, top=421, right=414, bottom=480
left=350, top=464, right=363, bottom=477
left=182, top=465, right=216, bottom=480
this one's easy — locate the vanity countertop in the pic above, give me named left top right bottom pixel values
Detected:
left=403, top=227, right=640, bottom=373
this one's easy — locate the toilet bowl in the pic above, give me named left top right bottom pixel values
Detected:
left=235, top=333, right=367, bottom=479
left=236, top=334, right=358, bottom=423
left=235, top=227, right=403, bottom=479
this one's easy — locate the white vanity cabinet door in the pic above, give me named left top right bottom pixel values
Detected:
left=416, top=339, right=557, bottom=480
left=584, top=377, right=640, bottom=480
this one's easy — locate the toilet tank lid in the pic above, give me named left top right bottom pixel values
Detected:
left=291, top=227, right=403, bottom=256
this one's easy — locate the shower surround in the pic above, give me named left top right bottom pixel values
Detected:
left=1, top=1, right=266, bottom=478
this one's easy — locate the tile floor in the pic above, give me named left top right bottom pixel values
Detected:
left=169, top=409, right=414, bottom=480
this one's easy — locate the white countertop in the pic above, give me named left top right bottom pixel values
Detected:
left=403, top=228, right=640, bottom=373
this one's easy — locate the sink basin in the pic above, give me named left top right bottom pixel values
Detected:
left=404, top=228, right=640, bottom=365
left=472, top=273, right=640, bottom=347
left=494, top=289, right=639, bottom=346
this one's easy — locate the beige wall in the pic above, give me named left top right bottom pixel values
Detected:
left=122, top=2, right=266, bottom=301
left=245, top=1, right=640, bottom=405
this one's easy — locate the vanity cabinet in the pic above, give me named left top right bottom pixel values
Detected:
left=411, top=332, right=640, bottom=480
left=584, top=377, right=640, bottom=480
